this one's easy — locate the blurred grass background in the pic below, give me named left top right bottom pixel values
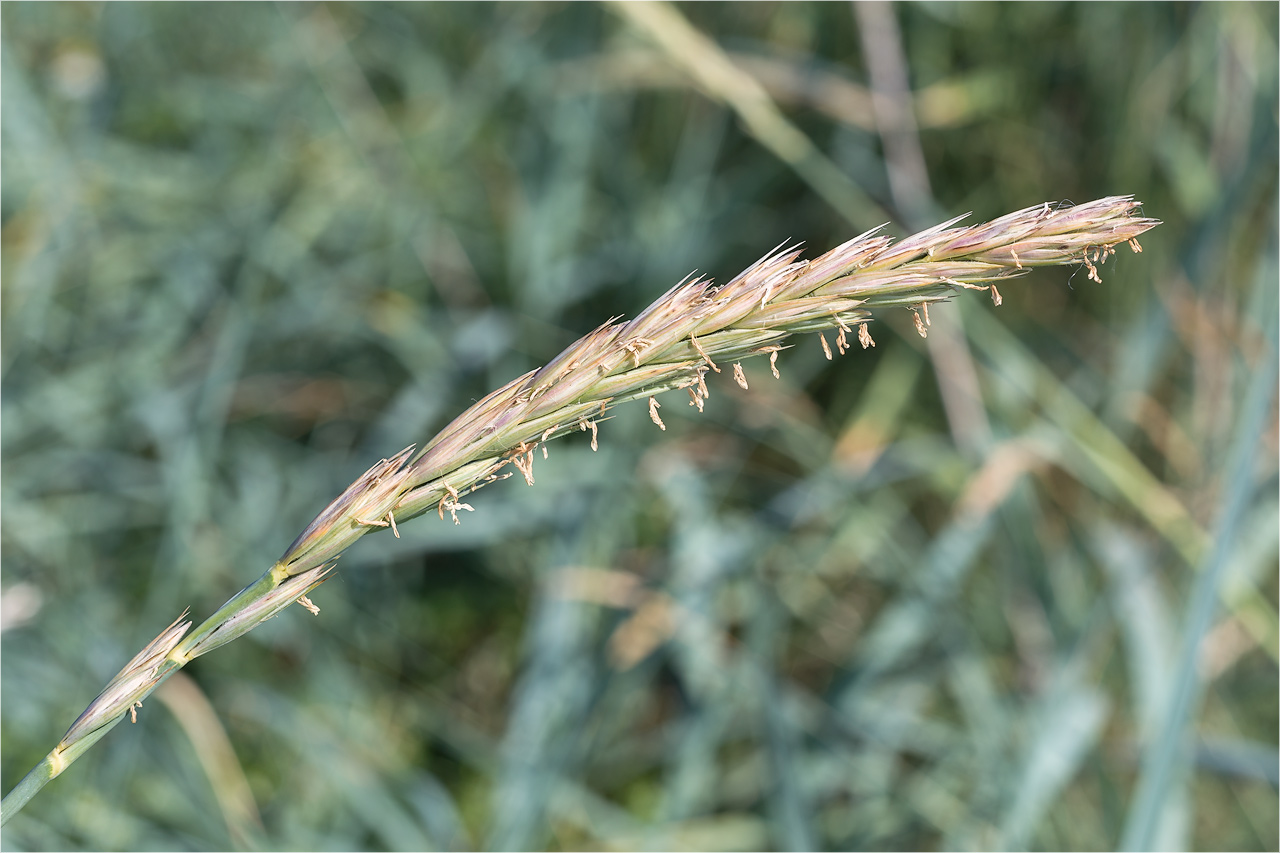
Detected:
left=1, top=2, right=1276, bottom=850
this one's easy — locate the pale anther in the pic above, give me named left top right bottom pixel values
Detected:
left=691, top=334, right=720, bottom=372
left=648, top=397, right=666, bottom=430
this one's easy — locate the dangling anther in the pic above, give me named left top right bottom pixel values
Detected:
left=1083, top=252, right=1101, bottom=283
left=625, top=337, right=655, bottom=367
left=649, top=397, right=666, bottom=431
left=691, top=334, right=720, bottom=373
left=511, top=442, right=536, bottom=485
left=440, top=497, right=474, bottom=525
left=688, top=386, right=704, bottom=412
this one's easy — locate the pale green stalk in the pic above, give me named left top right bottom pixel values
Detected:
left=1, top=196, right=1159, bottom=825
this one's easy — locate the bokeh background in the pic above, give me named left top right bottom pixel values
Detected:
left=2, top=3, right=1276, bottom=851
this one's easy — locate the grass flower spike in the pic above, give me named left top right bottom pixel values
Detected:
left=0, top=195, right=1159, bottom=825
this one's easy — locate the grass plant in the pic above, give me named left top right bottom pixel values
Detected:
left=1, top=197, right=1159, bottom=825
left=2, top=3, right=1275, bottom=850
